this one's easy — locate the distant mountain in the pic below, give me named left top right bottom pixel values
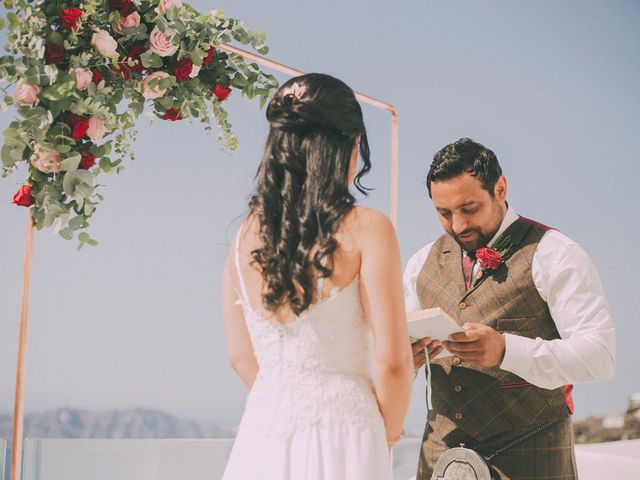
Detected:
left=0, top=407, right=233, bottom=441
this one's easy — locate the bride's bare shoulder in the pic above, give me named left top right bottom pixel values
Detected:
left=342, top=206, right=394, bottom=232
left=340, top=206, right=396, bottom=247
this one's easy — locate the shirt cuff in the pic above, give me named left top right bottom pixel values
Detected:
left=500, top=333, right=533, bottom=376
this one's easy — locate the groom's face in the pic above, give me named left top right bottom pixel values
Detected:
left=431, top=172, right=507, bottom=253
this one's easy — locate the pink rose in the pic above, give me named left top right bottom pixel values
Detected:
left=155, top=0, right=183, bottom=14
left=14, top=82, right=41, bottom=107
left=141, top=71, right=169, bottom=99
left=72, top=68, right=93, bottom=91
left=91, top=29, right=119, bottom=59
left=114, top=11, right=140, bottom=34
left=87, top=116, right=106, bottom=143
left=148, top=26, right=178, bottom=57
left=30, top=144, right=61, bottom=173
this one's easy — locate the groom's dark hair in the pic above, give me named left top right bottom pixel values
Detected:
left=426, top=137, right=502, bottom=198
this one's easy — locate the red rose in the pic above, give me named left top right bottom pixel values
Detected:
left=108, top=0, right=135, bottom=16
left=161, top=108, right=183, bottom=121
left=79, top=150, right=97, bottom=170
left=92, top=70, right=104, bottom=85
left=202, top=47, right=216, bottom=66
left=12, top=185, right=34, bottom=207
left=64, top=113, right=90, bottom=140
left=45, top=44, right=65, bottom=65
left=111, top=62, right=130, bottom=81
left=57, top=8, right=83, bottom=31
left=126, top=44, right=147, bottom=73
left=475, top=247, right=503, bottom=271
left=211, top=83, right=231, bottom=101
left=174, top=57, right=193, bottom=82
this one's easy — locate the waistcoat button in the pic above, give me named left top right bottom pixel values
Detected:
left=458, top=302, right=467, bottom=309
left=454, top=385, right=462, bottom=393
left=452, top=356, right=462, bottom=366
left=454, top=412, right=463, bottom=420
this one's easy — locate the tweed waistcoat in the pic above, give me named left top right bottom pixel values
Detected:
left=416, top=217, right=570, bottom=441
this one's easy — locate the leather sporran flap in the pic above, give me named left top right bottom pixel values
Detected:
left=431, top=446, right=492, bottom=480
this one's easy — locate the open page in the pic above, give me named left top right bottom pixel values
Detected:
left=407, top=307, right=464, bottom=359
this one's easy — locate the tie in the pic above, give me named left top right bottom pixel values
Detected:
left=462, top=255, right=476, bottom=289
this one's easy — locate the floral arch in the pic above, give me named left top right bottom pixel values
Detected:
left=1, top=0, right=277, bottom=247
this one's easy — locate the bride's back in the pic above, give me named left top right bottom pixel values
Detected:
left=231, top=208, right=388, bottom=438
left=233, top=208, right=365, bottom=325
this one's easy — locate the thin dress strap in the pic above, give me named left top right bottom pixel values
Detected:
left=234, top=222, right=251, bottom=308
left=317, top=256, right=326, bottom=297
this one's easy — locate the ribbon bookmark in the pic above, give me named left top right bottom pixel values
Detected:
left=425, top=346, right=433, bottom=410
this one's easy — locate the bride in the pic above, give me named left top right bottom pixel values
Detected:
left=222, top=73, right=413, bottom=479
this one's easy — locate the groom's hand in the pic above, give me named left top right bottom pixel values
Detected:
left=411, top=337, right=443, bottom=371
left=443, top=323, right=506, bottom=368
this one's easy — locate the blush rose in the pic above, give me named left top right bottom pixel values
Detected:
left=148, top=26, right=178, bottom=57
left=14, top=82, right=41, bottom=107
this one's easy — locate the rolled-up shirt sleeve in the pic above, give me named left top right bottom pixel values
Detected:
left=403, top=243, right=433, bottom=313
left=500, top=230, right=616, bottom=389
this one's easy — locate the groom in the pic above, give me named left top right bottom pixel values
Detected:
left=403, top=138, right=616, bottom=479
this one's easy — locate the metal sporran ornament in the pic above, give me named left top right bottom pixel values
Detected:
left=431, top=445, right=492, bottom=480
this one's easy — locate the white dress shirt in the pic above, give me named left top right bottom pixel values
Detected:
left=403, top=206, right=616, bottom=390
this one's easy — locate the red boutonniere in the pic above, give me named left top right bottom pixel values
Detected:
left=476, top=247, right=504, bottom=271
left=473, top=236, right=512, bottom=283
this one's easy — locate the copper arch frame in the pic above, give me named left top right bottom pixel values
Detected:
left=9, top=44, right=400, bottom=480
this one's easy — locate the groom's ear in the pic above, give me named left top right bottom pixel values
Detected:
left=493, top=176, right=507, bottom=201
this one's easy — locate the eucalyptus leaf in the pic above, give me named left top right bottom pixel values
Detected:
left=1, top=144, right=18, bottom=167
left=69, top=215, right=87, bottom=230
left=62, top=170, right=93, bottom=196
left=60, top=153, right=81, bottom=172
left=59, top=228, right=73, bottom=240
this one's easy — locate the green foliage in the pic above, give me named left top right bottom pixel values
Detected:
left=1, top=1, right=279, bottom=247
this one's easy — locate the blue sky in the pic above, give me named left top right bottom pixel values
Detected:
left=1, top=0, right=638, bottom=432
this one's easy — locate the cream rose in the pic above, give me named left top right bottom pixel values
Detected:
left=87, top=116, right=106, bottom=143
left=30, top=144, right=61, bottom=173
left=114, top=12, right=140, bottom=34
left=72, top=68, right=93, bottom=91
left=91, top=29, right=119, bottom=59
left=188, top=64, right=201, bottom=78
left=141, top=71, right=170, bottom=99
left=148, top=26, right=178, bottom=57
left=14, top=82, right=41, bottom=107
left=155, top=0, right=183, bottom=14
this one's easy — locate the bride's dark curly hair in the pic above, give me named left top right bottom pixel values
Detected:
left=249, top=73, right=371, bottom=315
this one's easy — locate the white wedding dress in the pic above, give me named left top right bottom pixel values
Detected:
left=222, top=228, right=392, bottom=480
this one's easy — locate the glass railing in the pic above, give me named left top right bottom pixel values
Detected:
left=21, top=439, right=234, bottom=480
left=12, top=436, right=640, bottom=479
left=18, top=437, right=422, bottom=480
left=1, top=439, right=6, bottom=480
left=393, top=437, right=422, bottom=479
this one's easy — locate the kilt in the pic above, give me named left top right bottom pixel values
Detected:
left=416, top=416, right=578, bottom=480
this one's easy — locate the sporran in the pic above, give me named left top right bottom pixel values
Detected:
left=429, top=420, right=556, bottom=480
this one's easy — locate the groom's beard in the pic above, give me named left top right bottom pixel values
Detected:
left=452, top=228, right=493, bottom=254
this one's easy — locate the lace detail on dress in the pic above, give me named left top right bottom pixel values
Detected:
left=233, top=225, right=383, bottom=439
